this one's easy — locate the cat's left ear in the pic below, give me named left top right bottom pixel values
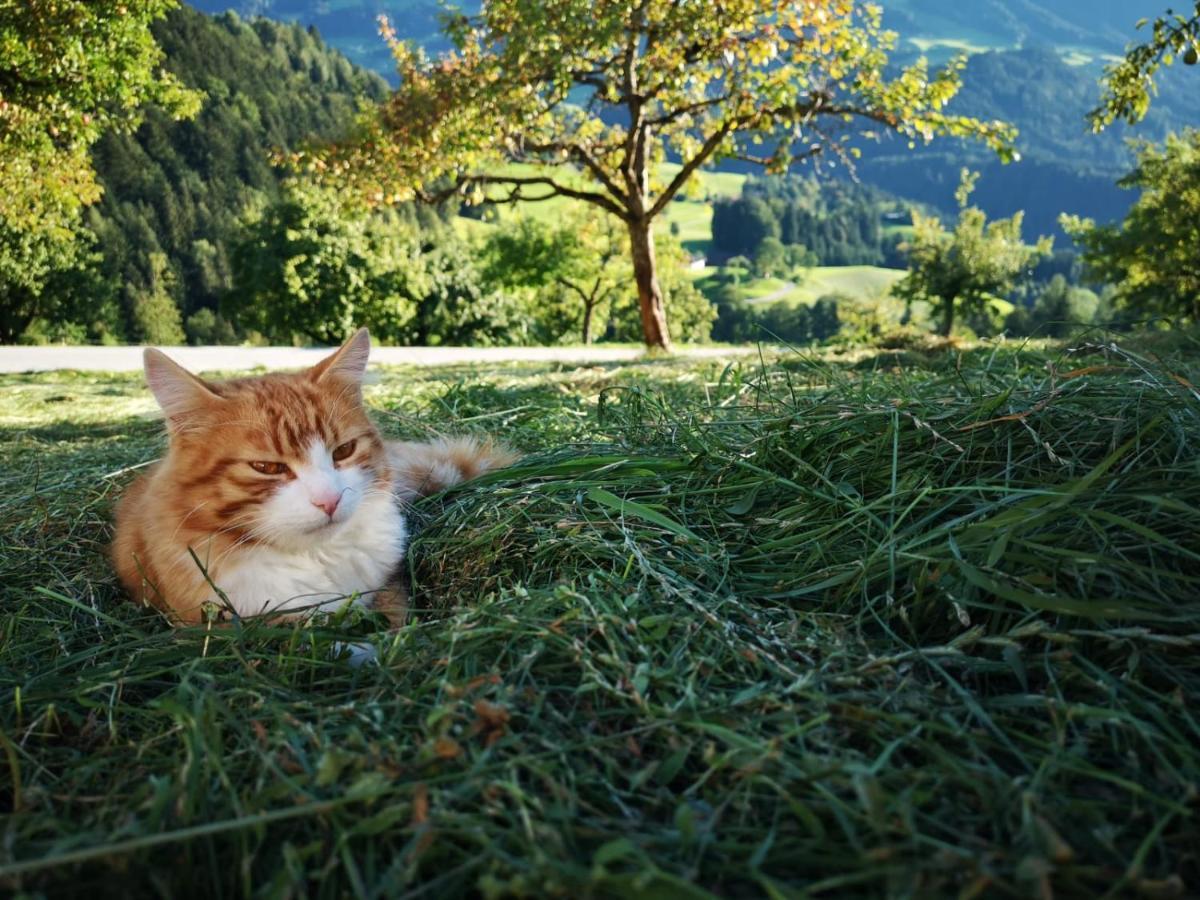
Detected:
left=309, top=328, right=370, bottom=385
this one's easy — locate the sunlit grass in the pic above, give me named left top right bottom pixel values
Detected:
left=3, top=340, right=1198, bottom=895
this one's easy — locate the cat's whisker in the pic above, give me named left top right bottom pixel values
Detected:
left=169, top=500, right=210, bottom=544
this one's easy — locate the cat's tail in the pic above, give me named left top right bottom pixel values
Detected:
left=387, top=436, right=519, bottom=502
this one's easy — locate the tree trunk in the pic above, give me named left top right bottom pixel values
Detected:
left=627, top=218, right=672, bottom=352
left=939, top=296, right=955, bottom=337
left=0, top=290, right=36, bottom=344
left=582, top=297, right=595, bottom=345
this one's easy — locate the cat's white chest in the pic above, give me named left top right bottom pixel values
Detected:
left=210, top=492, right=407, bottom=618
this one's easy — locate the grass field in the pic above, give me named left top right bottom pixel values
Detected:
left=775, top=266, right=906, bottom=307
left=694, top=266, right=907, bottom=309
left=3, top=338, right=1200, bottom=896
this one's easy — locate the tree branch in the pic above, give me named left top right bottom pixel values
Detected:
left=555, top=276, right=592, bottom=305
left=520, top=139, right=630, bottom=206
left=644, top=92, right=734, bottom=128
left=647, top=118, right=738, bottom=219
left=464, top=174, right=628, bottom=219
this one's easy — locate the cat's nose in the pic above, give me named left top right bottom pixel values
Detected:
left=312, top=493, right=341, bottom=518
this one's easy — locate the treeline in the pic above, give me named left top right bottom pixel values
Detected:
left=223, top=185, right=716, bottom=347
left=9, top=6, right=1164, bottom=350
left=711, top=177, right=908, bottom=268
left=713, top=296, right=842, bottom=345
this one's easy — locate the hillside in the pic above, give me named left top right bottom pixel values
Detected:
left=884, top=0, right=1164, bottom=60
left=855, top=46, right=1200, bottom=237
left=85, top=6, right=390, bottom=341
left=187, top=0, right=450, bottom=75
left=187, top=1, right=1167, bottom=73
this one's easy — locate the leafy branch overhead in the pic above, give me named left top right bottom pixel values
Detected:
left=1091, top=2, right=1200, bottom=129
left=1064, top=130, right=1200, bottom=322
left=0, top=0, right=201, bottom=226
left=0, top=0, right=201, bottom=344
left=296, top=0, right=1016, bottom=350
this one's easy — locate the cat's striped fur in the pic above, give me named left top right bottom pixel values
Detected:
left=112, top=329, right=515, bottom=626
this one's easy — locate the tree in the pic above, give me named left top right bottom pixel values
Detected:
left=1091, top=3, right=1200, bottom=129
left=754, top=237, right=788, bottom=279
left=0, top=213, right=91, bottom=343
left=305, top=1, right=1013, bottom=350
left=608, top=234, right=716, bottom=344
left=227, top=181, right=423, bottom=344
left=1005, top=275, right=1101, bottom=338
left=0, top=197, right=83, bottom=343
left=0, top=0, right=199, bottom=342
left=895, top=171, right=1051, bottom=337
left=84, top=8, right=392, bottom=328
left=129, top=252, right=186, bottom=344
left=408, top=241, right=526, bottom=348
left=482, top=213, right=628, bottom=344
left=0, top=1, right=199, bottom=226
left=712, top=195, right=780, bottom=259
left=1063, top=131, right=1200, bottom=322
left=227, top=181, right=518, bottom=346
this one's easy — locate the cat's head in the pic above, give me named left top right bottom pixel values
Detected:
left=144, top=329, right=390, bottom=548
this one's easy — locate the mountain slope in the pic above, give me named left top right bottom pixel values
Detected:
left=187, top=0, right=450, bottom=75
left=178, top=2, right=1198, bottom=239
left=186, top=1, right=1168, bottom=76
left=87, top=6, right=389, bottom=339
left=856, top=46, right=1200, bottom=236
left=884, top=0, right=1164, bottom=59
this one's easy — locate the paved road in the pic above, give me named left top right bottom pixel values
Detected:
left=0, top=344, right=761, bottom=374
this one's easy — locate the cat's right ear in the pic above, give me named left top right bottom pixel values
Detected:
left=309, top=328, right=370, bottom=385
left=144, top=348, right=222, bottom=429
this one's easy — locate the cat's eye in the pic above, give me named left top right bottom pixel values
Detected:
left=249, top=461, right=289, bottom=476
left=332, top=439, right=357, bottom=463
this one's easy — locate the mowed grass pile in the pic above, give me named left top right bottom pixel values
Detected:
left=2, top=341, right=1199, bottom=897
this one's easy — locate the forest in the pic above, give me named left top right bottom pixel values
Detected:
left=711, top=178, right=910, bottom=267
left=5, top=6, right=713, bottom=348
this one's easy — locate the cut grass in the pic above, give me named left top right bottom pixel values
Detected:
left=2, top=339, right=1199, bottom=896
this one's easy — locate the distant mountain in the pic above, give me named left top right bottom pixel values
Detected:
left=884, top=0, right=1164, bottom=60
left=185, top=1, right=1168, bottom=77
left=186, top=1, right=452, bottom=77
left=855, top=45, right=1200, bottom=237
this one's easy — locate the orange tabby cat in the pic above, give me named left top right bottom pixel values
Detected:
left=112, top=329, right=515, bottom=626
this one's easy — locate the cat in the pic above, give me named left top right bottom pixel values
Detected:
left=111, top=328, right=515, bottom=627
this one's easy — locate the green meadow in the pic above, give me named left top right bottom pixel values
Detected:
left=3, top=337, right=1198, bottom=896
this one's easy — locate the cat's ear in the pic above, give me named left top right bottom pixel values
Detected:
left=144, top=348, right=222, bottom=428
left=309, top=328, right=370, bottom=384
